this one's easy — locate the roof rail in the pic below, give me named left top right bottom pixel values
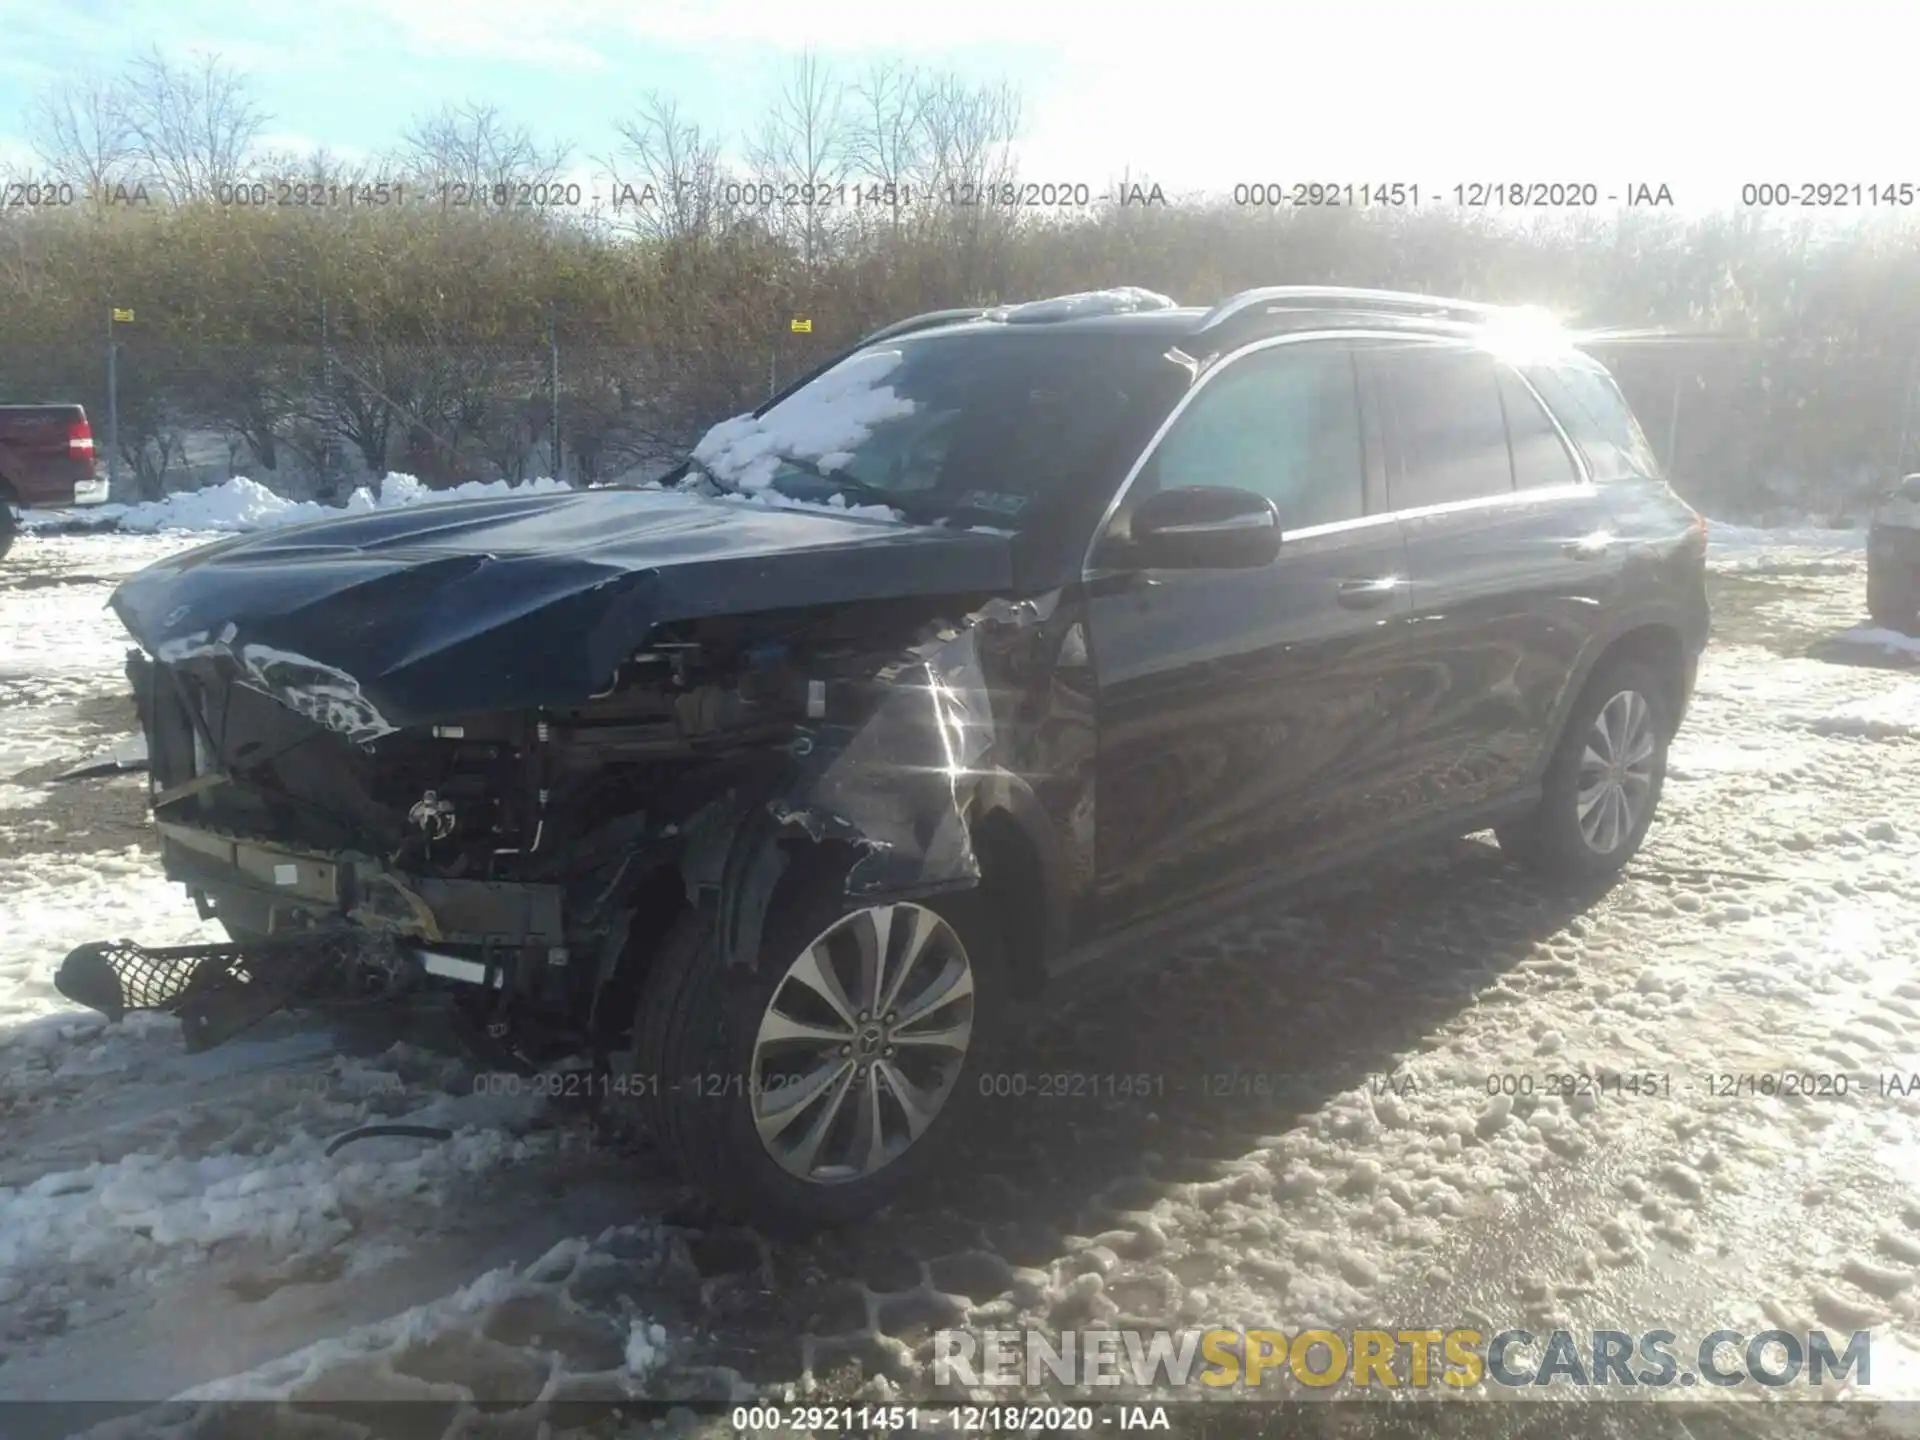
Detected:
left=859, top=308, right=988, bottom=345
left=1196, top=286, right=1506, bottom=333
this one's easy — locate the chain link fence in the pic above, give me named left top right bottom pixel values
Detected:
left=0, top=329, right=764, bottom=502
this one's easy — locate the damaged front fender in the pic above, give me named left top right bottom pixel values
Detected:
left=697, top=605, right=1019, bottom=973
left=784, top=616, right=993, bottom=899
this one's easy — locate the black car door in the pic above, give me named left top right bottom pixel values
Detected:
left=1369, top=341, right=1623, bottom=822
left=1085, top=337, right=1419, bottom=929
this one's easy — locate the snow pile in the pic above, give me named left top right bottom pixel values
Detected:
left=984, top=287, right=1178, bottom=323
left=1835, top=624, right=1920, bottom=660
left=0, top=1078, right=546, bottom=1284
left=1707, top=518, right=1866, bottom=553
left=1785, top=686, right=1920, bottom=739
left=692, top=348, right=917, bottom=493
left=625, top=1318, right=669, bottom=1377
left=1706, top=517, right=1867, bottom=576
left=21, top=473, right=574, bottom=537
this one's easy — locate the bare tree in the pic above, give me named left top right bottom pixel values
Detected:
left=250, top=143, right=384, bottom=193
left=28, top=73, right=136, bottom=197
left=606, top=93, right=727, bottom=242
left=320, top=351, right=400, bottom=477
left=118, top=48, right=268, bottom=201
left=918, top=73, right=1023, bottom=292
left=747, top=50, right=851, bottom=267
left=845, top=61, right=929, bottom=228
left=175, top=345, right=306, bottom=474
left=400, top=101, right=571, bottom=198
left=921, top=72, right=1022, bottom=201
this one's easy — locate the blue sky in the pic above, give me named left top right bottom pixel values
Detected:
left=1, top=0, right=1918, bottom=213
left=0, top=1, right=1064, bottom=183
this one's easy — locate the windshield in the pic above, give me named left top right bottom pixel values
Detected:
left=687, top=330, right=1186, bottom=527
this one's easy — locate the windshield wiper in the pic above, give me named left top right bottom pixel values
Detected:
left=688, top=452, right=923, bottom=519
left=759, top=452, right=926, bottom=518
left=767, top=452, right=899, bottom=510
left=681, top=458, right=731, bottom=494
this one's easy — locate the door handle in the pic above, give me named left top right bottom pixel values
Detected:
left=1335, top=577, right=1400, bottom=611
left=1563, top=533, right=1615, bottom=559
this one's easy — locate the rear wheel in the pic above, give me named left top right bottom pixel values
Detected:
left=1498, top=658, right=1671, bottom=882
left=623, top=851, right=1003, bottom=1231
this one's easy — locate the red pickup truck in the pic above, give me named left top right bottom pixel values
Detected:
left=0, top=404, right=109, bottom=558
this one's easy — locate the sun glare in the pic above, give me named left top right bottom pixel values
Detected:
left=1479, top=305, right=1571, bottom=366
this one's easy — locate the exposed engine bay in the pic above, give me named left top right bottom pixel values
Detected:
left=50, top=483, right=1094, bottom=1112
left=86, top=594, right=1014, bottom=1066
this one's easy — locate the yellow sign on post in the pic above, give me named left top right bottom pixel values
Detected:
left=111, top=308, right=135, bottom=323
left=789, top=316, right=812, bottom=333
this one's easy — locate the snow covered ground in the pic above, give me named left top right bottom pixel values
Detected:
left=1, top=500, right=1917, bottom=1437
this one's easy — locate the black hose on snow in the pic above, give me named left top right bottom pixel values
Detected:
left=324, top=1123, right=455, bottom=1157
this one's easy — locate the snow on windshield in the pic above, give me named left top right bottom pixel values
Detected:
left=691, top=348, right=918, bottom=492
left=982, top=287, right=1177, bottom=323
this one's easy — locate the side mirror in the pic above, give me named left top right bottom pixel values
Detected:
left=1122, top=485, right=1282, bottom=569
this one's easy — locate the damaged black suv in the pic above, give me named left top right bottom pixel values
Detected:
left=64, top=286, right=1709, bottom=1228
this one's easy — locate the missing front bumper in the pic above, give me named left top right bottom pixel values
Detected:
left=154, top=819, right=566, bottom=949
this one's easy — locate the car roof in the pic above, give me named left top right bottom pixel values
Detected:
left=907, top=308, right=1213, bottom=339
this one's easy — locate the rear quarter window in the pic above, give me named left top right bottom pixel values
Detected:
left=1498, top=368, right=1583, bottom=489
left=1522, top=356, right=1663, bottom=482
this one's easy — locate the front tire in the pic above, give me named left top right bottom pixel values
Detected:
left=624, top=852, right=1004, bottom=1231
left=1498, top=658, right=1671, bottom=882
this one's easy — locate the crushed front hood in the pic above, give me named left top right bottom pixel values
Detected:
left=110, top=487, right=1014, bottom=734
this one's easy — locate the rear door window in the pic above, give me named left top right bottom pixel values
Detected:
left=1379, top=345, right=1514, bottom=508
